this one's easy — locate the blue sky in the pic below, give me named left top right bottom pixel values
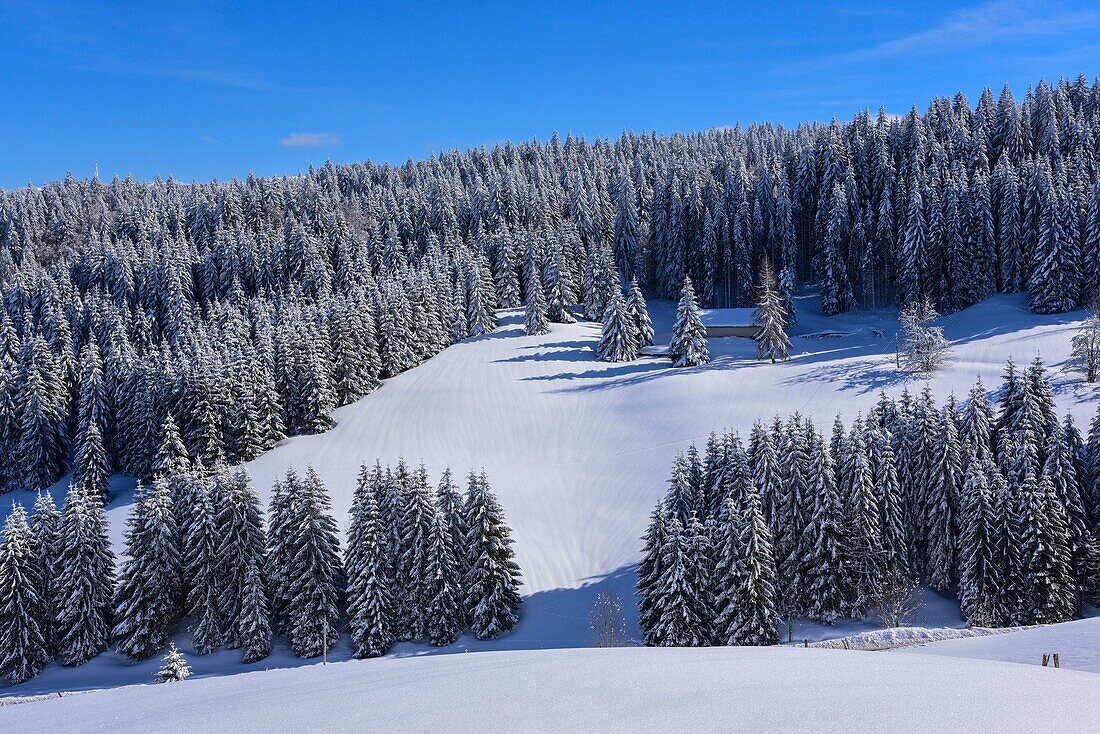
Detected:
left=2, top=0, right=1099, bottom=188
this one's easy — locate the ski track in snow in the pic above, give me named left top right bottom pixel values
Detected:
left=2, top=291, right=1099, bottom=698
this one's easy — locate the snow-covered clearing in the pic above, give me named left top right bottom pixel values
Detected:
left=4, top=645, right=1098, bottom=733
left=2, top=291, right=1097, bottom=697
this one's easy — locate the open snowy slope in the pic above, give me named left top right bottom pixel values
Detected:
left=4, top=646, right=1098, bottom=733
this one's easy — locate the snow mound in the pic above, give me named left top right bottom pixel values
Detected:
left=803, top=625, right=1023, bottom=651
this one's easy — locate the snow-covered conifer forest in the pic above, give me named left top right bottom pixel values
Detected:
left=0, top=461, right=520, bottom=683
left=1, top=77, right=1099, bottom=494
left=5, top=74, right=1100, bottom=731
left=639, top=357, right=1099, bottom=648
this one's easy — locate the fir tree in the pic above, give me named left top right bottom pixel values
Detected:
left=713, top=492, right=779, bottom=646
left=0, top=503, right=51, bottom=683
left=346, top=470, right=394, bottom=658
left=112, top=479, right=181, bottom=661
left=425, top=509, right=461, bottom=646
left=523, top=272, right=551, bottom=336
left=598, top=287, right=638, bottom=362
left=285, top=467, right=342, bottom=658
left=31, top=491, right=62, bottom=653
left=650, top=517, right=711, bottom=646
left=237, top=558, right=271, bottom=663
left=156, top=642, right=191, bottom=682
left=55, top=485, right=115, bottom=666
left=753, top=257, right=791, bottom=363
left=804, top=432, right=848, bottom=623
left=669, top=277, right=710, bottom=367
left=624, top=278, right=654, bottom=348
left=463, top=471, right=522, bottom=640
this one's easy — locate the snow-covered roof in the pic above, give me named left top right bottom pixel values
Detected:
left=699, top=307, right=757, bottom=326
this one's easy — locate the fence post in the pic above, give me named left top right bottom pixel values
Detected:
left=1053, top=654, right=1060, bottom=669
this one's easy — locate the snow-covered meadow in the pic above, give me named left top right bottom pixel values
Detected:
left=5, top=639, right=1100, bottom=733
left=2, top=291, right=1097, bottom=701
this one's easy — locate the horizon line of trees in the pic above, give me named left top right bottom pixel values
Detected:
left=638, top=355, right=1100, bottom=647
left=2, top=75, right=1099, bottom=496
left=0, top=460, right=522, bottom=685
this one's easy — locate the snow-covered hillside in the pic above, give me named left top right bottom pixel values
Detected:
left=2, top=291, right=1097, bottom=696
left=4, top=645, right=1099, bottom=733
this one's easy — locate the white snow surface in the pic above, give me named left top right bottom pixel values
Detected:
left=3, top=291, right=1098, bottom=697
left=907, top=615, right=1100, bottom=672
left=4, top=646, right=1099, bottom=733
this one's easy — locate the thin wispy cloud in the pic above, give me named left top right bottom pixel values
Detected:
left=280, top=132, right=343, bottom=148
left=833, top=0, right=1100, bottom=64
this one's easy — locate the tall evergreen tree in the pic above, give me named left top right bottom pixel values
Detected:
left=670, top=277, right=710, bottom=367
left=0, top=504, right=51, bottom=683
left=463, top=471, right=522, bottom=640
left=55, top=485, right=115, bottom=666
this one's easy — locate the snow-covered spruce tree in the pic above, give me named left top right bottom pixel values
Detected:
left=264, top=473, right=293, bottom=635
left=624, top=278, right=654, bottom=348
left=346, top=468, right=394, bottom=658
left=598, top=287, right=638, bottom=363
left=214, top=469, right=266, bottom=648
left=0, top=503, right=51, bottom=684
left=425, top=508, right=462, bottom=646
left=542, top=238, right=576, bottom=325
left=636, top=502, right=670, bottom=646
left=1041, top=422, right=1097, bottom=604
left=1028, top=162, right=1079, bottom=315
left=73, top=413, right=111, bottom=501
left=773, top=416, right=812, bottom=622
left=151, top=413, right=189, bottom=480
left=713, top=491, right=779, bottom=646
left=55, top=485, right=115, bottom=666
left=650, top=517, right=711, bottom=646
left=31, top=491, right=62, bottom=653
left=958, top=455, right=1001, bottom=626
left=463, top=471, right=522, bottom=640
left=778, top=264, right=798, bottom=326
left=753, top=257, right=791, bottom=363
left=185, top=478, right=224, bottom=654
left=113, top=479, right=181, bottom=661
left=926, top=405, right=962, bottom=591
left=396, top=466, right=436, bottom=641
left=237, top=558, right=271, bottom=664
left=669, top=277, right=710, bottom=367
left=865, top=421, right=908, bottom=579
left=820, top=184, right=854, bottom=316
left=17, top=336, right=68, bottom=492
left=435, top=467, right=468, bottom=622
left=841, top=422, right=884, bottom=614
left=803, top=431, right=849, bottom=624
left=285, top=467, right=342, bottom=658
left=1023, top=474, right=1077, bottom=624
left=156, top=642, right=191, bottom=683
left=523, top=271, right=551, bottom=336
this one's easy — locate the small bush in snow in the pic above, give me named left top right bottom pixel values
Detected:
left=899, top=297, right=950, bottom=373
